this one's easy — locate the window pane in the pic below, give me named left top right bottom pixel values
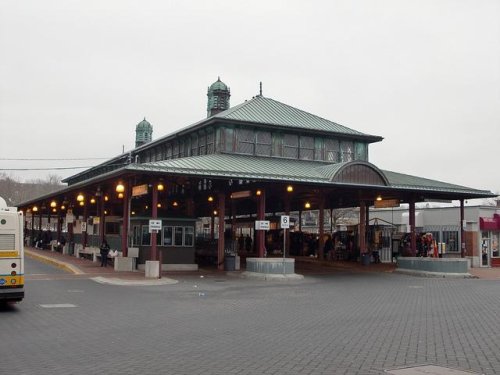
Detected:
left=314, top=138, right=324, bottom=160
left=132, top=226, right=141, bottom=246
left=184, top=227, right=194, bottom=247
left=354, top=142, right=368, bottom=161
left=174, top=227, right=184, bottom=246
left=341, top=141, right=354, bottom=162
left=199, top=132, right=206, bottom=155
left=236, top=128, right=255, bottom=154
left=256, top=131, right=271, bottom=156
left=299, top=136, right=314, bottom=160
left=443, top=231, right=458, bottom=252
left=141, top=226, right=151, bottom=246
left=207, top=130, right=215, bottom=154
left=283, top=134, right=298, bottom=158
left=191, top=135, right=198, bottom=156
left=223, top=128, right=234, bottom=153
left=325, top=139, right=340, bottom=162
left=272, top=133, right=283, bottom=157
left=162, top=226, right=173, bottom=246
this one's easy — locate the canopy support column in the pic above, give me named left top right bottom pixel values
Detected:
left=359, top=201, right=367, bottom=256
left=409, top=199, right=416, bottom=255
left=460, top=199, right=465, bottom=258
left=217, top=192, right=226, bottom=270
left=257, top=189, right=266, bottom=257
left=121, top=182, right=130, bottom=257
left=151, top=183, right=158, bottom=261
left=318, top=196, right=325, bottom=259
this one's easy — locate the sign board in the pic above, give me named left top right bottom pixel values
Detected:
left=280, top=215, right=290, bottom=229
left=231, top=190, right=252, bottom=199
left=81, top=222, right=87, bottom=233
left=374, top=199, right=400, bottom=208
left=132, top=184, right=148, bottom=197
left=149, top=219, right=162, bottom=233
left=255, top=220, right=270, bottom=230
left=93, top=217, right=100, bottom=225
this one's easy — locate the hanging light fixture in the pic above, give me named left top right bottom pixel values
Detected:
left=157, top=183, right=164, bottom=191
left=118, top=193, right=124, bottom=199
left=115, top=183, right=125, bottom=193
left=32, top=206, right=38, bottom=212
left=304, top=202, right=311, bottom=209
left=286, top=185, right=294, bottom=193
left=50, top=201, right=57, bottom=208
left=173, top=201, right=178, bottom=207
left=256, top=190, right=262, bottom=196
left=76, top=194, right=84, bottom=202
left=208, top=196, right=214, bottom=202
left=90, top=198, right=96, bottom=204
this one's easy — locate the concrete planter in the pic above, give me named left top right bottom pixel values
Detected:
left=396, top=257, right=472, bottom=278
left=114, top=257, right=135, bottom=272
left=243, top=257, right=303, bottom=280
left=145, top=260, right=160, bottom=278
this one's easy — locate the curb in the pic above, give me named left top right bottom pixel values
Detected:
left=241, top=271, right=305, bottom=281
left=25, top=250, right=85, bottom=275
left=394, top=268, right=477, bottom=279
left=91, top=276, right=178, bottom=286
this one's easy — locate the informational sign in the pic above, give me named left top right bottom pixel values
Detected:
left=374, top=199, right=400, bottom=208
left=93, top=217, right=100, bottom=225
left=149, top=219, right=162, bottom=233
left=255, top=220, right=270, bottom=230
left=81, top=222, right=87, bottom=233
left=280, top=215, right=290, bottom=229
left=132, top=184, right=148, bottom=197
left=231, top=190, right=252, bottom=199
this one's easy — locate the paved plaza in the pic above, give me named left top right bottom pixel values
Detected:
left=1, top=254, right=499, bottom=375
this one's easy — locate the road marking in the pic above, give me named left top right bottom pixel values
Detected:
left=386, top=365, right=480, bottom=375
left=67, top=289, right=84, bottom=293
left=39, top=303, right=77, bottom=308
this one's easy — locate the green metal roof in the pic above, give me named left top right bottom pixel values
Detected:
left=208, top=77, right=229, bottom=91
left=211, top=96, right=381, bottom=139
left=125, top=154, right=494, bottom=197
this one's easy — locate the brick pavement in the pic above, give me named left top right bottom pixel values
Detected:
left=3, top=253, right=500, bottom=375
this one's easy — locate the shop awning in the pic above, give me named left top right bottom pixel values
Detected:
left=480, top=216, right=500, bottom=230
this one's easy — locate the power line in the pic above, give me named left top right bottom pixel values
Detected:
left=0, top=162, right=129, bottom=172
left=0, top=157, right=111, bottom=161
left=0, top=166, right=93, bottom=171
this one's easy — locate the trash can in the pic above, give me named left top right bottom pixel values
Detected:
left=361, top=253, right=370, bottom=266
left=224, top=255, right=236, bottom=271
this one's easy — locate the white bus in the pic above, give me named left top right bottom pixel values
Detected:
left=0, top=196, right=24, bottom=303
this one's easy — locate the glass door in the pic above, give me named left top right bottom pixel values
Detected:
left=481, top=233, right=490, bottom=267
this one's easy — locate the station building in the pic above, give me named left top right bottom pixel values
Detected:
left=19, top=78, right=496, bottom=270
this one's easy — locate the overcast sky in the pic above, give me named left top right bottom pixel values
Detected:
left=1, top=0, right=499, bottom=195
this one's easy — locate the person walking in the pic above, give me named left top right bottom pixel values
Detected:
left=99, top=238, right=110, bottom=267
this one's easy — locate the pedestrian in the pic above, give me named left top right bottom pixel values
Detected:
left=99, top=238, right=110, bottom=267
left=245, top=234, right=252, bottom=252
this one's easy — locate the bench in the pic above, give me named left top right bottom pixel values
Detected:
left=76, top=246, right=100, bottom=262
left=76, top=247, right=120, bottom=262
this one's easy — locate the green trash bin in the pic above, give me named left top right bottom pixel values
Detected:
left=224, top=255, right=236, bottom=271
left=361, top=253, right=370, bottom=266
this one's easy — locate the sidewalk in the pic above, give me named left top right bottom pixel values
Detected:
left=24, top=247, right=180, bottom=285
left=25, top=246, right=500, bottom=281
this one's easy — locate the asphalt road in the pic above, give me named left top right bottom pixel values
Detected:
left=1, top=258, right=499, bottom=375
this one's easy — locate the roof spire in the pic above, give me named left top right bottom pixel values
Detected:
left=259, top=81, right=263, bottom=96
